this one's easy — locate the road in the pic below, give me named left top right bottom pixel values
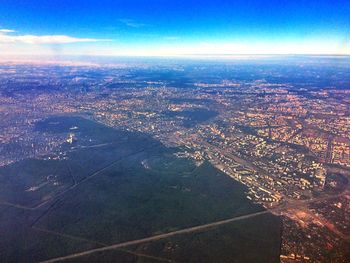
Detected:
left=270, top=188, right=350, bottom=242
left=201, top=139, right=350, bottom=242
left=40, top=210, right=269, bottom=263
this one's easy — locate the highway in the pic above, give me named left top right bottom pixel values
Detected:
left=40, top=210, right=269, bottom=263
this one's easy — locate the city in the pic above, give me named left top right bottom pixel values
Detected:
left=0, top=58, right=349, bottom=262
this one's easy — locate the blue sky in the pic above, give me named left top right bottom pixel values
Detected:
left=0, top=0, right=350, bottom=57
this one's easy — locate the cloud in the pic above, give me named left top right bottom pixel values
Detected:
left=0, top=30, right=110, bottom=44
left=119, top=19, right=146, bottom=28
left=0, top=29, right=15, bottom=33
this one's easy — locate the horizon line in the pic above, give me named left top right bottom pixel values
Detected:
left=0, top=53, right=349, bottom=66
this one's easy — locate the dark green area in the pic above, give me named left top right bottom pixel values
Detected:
left=36, top=160, right=263, bottom=245
left=0, top=159, right=72, bottom=207
left=127, top=213, right=282, bottom=263
left=163, top=109, right=218, bottom=127
left=61, top=213, right=282, bottom=263
left=0, top=116, right=281, bottom=263
left=0, top=205, right=101, bottom=263
left=60, top=250, right=156, bottom=263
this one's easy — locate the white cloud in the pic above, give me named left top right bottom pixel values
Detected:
left=1, top=29, right=349, bottom=57
left=0, top=29, right=15, bottom=33
left=0, top=30, right=110, bottom=44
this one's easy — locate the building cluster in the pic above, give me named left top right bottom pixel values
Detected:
left=0, top=62, right=349, bottom=262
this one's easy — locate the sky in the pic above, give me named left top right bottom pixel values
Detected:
left=0, top=0, right=350, bottom=58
